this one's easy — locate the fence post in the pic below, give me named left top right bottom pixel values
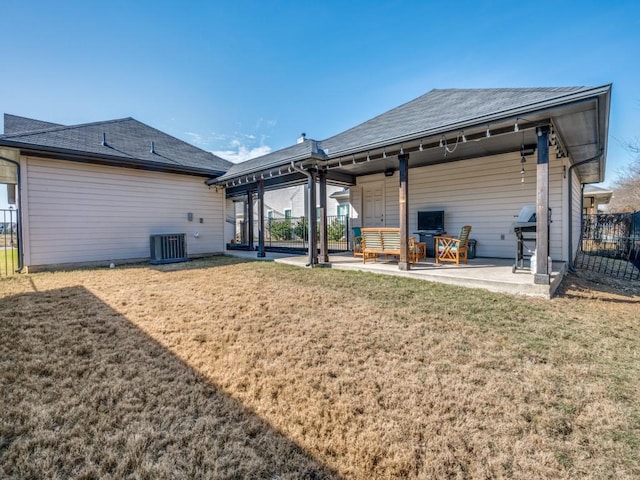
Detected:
left=346, top=216, right=350, bottom=251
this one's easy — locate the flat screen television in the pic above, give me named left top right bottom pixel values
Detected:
left=418, top=210, right=444, bottom=231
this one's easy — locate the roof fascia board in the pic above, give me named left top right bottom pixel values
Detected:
left=2, top=141, right=225, bottom=178
left=224, top=173, right=309, bottom=197
left=214, top=151, right=326, bottom=184
left=596, top=85, right=611, bottom=183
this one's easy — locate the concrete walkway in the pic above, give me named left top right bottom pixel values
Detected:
left=225, top=250, right=566, bottom=298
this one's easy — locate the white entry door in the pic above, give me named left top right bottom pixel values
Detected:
left=362, top=182, right=385, bottom=227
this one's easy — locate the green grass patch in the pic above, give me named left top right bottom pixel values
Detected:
left=0, top=248, right=18, bottom=276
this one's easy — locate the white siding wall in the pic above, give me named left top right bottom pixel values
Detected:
left=258, top=185, right=344, bottom=219
left=22, top=156, right=225, bottom=267
left=225, top=197, right=237, bottom=243
left=263, top=185, right=306, bottom=218
left=571, top=167, right=583, bottom=263
left=354, top=150, right=567, bottom=260
left=349, top=186, right=362, bottom=227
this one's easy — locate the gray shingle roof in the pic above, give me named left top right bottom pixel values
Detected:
left=0, top=116, right=232, bottom=176
left=213, top=86, right=599, bottom=181
left=320, top=87, right=590, bottom=156
left=216, top=140, right=318, bottom=182
left=3, top=114, right=63, bottom=134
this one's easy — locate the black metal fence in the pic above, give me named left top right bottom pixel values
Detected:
left=1, top=208, right=19, bottom=277
left=575, top=212, right=640, bottom=280
left=256, top=215, right=351, bottom=252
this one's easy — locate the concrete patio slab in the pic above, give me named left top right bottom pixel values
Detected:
left=225, top=250, right=566, bottom=298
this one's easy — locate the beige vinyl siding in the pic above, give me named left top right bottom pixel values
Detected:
left=23, top=157, right=224, bottom=267
left=571, top=167, right=583, bottom=263
left=355, top=150, right=566, bottom=260
left=349, top=186, right=362, bottom=227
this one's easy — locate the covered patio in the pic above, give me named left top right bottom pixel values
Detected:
left=211, top=86, right=611, bottom=297
left=225, top=249, right=566, bottom=298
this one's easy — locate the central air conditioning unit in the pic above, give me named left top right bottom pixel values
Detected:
left=150, top=233, right=187, bottom=265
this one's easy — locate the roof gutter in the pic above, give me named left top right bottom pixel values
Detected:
left=567, top=150, right=604, bottom=272
left=0, top=140, right=227, bottom=178
left=0, top=154, right=24, bottom=273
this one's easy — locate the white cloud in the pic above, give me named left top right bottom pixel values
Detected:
left=213, top=144, right=272, bottom=163
left=185, top=127, right=273, bottom=163
left=184, top=131, right=204, bottom=145
left=255, top=117, right=278, bottom=130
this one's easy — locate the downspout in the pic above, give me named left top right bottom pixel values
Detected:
left=0, top=155, right=24, bottom=272
left=567, top=150, right=603, bottom=272
left=290, top=161, right=315, bottom=267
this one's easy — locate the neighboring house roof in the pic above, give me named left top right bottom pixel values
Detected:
left=211, top=85, right=611, bottom=184
left=3, top=114, right=63, bottom=134
left=583, top=184, right=613, bottom=204
left=329, top=188, right=350, bottom=201
left=1, top=114, right=232, bottom=177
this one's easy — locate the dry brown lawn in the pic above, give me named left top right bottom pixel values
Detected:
left=1, top=256, right=639, bottom=479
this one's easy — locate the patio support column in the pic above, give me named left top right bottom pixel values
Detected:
left=318, top=169, right=329, bottom=263
left=257, top=179, right=265, bottom=258
left=398, top=153, right=410, bottom=271
left=535, top=126, right=550, bottom=285
left=307, top=169, right=318, bottom=265
left=247, top=188, right=254, bottom=251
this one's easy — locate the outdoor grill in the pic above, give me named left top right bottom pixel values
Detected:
left=510, top=205, right=540, bottom=273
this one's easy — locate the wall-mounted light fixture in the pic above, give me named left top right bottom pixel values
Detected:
left=384, top=168, right=395, bottom=177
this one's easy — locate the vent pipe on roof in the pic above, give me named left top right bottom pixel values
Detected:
left=150, top=141, right=156, bottom=154
left=101, top=132, right=107, bottom=147
left=297, top=133, right=306, bottom=144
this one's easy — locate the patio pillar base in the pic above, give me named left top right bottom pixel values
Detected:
left=398, top=261, right=410, bottom=271
left=534, top=273, right=550, bottom=285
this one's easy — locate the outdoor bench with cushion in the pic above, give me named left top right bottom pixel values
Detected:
left=361, top=227, right=420, bottom=264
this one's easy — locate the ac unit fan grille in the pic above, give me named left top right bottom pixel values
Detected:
left=150, top=234, right=187, bottom=265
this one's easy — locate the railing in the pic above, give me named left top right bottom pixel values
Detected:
left=1, top=208, right=19, bottom=277
left=575, top=212, right=640, bottom=280
left=256, top=215, right=351, bottom=252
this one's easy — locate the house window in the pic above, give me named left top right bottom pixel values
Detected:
left=284, top=209, right=292, bottom=219
left=337, top=204, right=349, bottom=219
left=267, top=210, right=274, bottom=220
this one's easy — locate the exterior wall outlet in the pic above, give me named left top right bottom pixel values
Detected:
left=199, top=218, right=204, bottom=223
left=500, top=234, right=505, bottom=240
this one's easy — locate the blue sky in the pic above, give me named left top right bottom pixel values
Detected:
left=1, top=0, right=639, bottom=208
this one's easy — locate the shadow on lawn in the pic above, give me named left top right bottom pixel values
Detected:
left=0, top=286, right=339, bottom=479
